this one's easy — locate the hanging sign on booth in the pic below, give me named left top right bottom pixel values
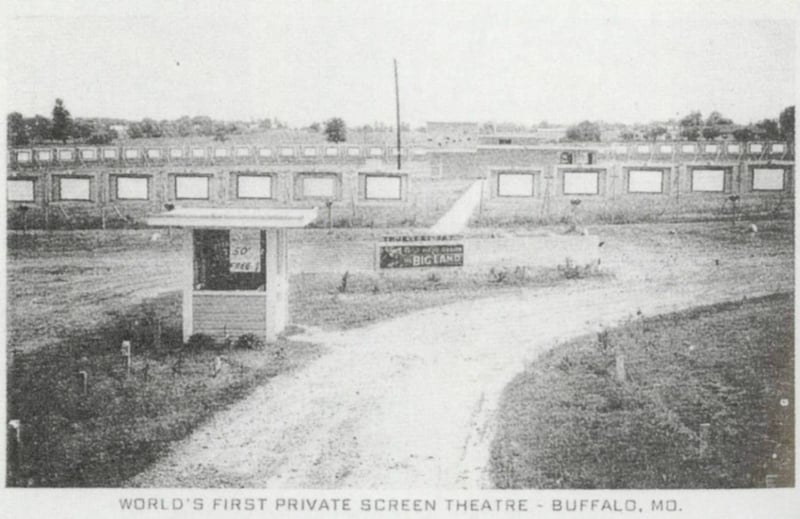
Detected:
left=229, top=230, right=262, bottom=272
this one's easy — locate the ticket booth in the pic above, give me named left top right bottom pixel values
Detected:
left=147, top=207, right=317, bottom=342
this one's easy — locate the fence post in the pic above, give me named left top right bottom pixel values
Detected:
left=699, top=423, right=710, bottom=456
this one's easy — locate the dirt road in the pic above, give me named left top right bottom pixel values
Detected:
left=131, top=226, right=793, bottom=488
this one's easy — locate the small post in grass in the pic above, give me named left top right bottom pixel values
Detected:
left=121, top=340, right=132, bottom=377
left=615, top=351, right=626, bottom=383
left=8, top=419, right=22, bottom=480
left=699, top=423, right=710, bottom=457
left=77, top=370, right=88, bottom=396
left=213, top=356, right=223, bottom=377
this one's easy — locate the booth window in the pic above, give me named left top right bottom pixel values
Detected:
left=299, top=174, right=337, bottom=199
left=193, top=229, right=266, bottom=291
left=681, top=144, right=696, bottom=153
left=102, top=148, right=117, bottom=159
left=116, top=176, right=149, bottom=200
left=772, top=143, right=786, bottom=153
left=237, top=174, right=273, bottom=199
left=16, top=151, right=32, bottom=163
left=175, top=175, right=210, bottom=199
left=124, top=149, right=139, bottom=159
left=749, top=144, right=763, bottom=154
left=147, top=149, right=161, bottom=159
left=81, top=149, right=97, bottom=160
left=58, top=150, right=74, bottom=161
left=497, top=172, right=534, bottom=197
left=752, top=168, right=785, bottom=191
left=691, top=169, right=725, bottom=192
left=628, top=170, right=663, bottom=193
left=58, top=177, right=92, bottom=201
left=170, top=148, right=184, bottom=158
left=563, top=171, right=599, bottom=195
left=38, top=150, right=53, bottom=161
left=7, top=179, right=35, bottom=202
left=365, top=175, right=402, bottom=200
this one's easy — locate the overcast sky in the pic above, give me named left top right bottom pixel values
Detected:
left=3, top=0, right=797, bottom=127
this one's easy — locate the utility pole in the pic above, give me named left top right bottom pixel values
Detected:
left=394, top=58, right=401, bottom=170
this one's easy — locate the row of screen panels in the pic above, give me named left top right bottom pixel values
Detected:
left=8, top=168, right=788, bottom=203
left=13, top=146, right=429, bottom=163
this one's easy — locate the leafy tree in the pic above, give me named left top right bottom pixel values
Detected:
left=705, top=111, right=733, bottom=127
left=779, top=106, right=794, bottom=140
left=28, top=115, right=53, bottom=142
left=140, top=118, right=163, bottom=138
left=324, top=117, right=347, bottom=143
left=755, top=118, right=780, bottom=140
left=643, top=125, right=667, bottom=142
left=679, top=111, right=703, bottom=141
left=308, top=122, right=321, bottom=132
left=565, top=120, right=601, bottom=141
left=619, top=131, right=635, bottom=141
left=732, top=128, right=754, bottom=142
left=701, top=126, right=721, bottom=140
left=70, top=119, right=93, bottom=141
left=7, top=112, right=28, bottom=146
left=127, top=122, right=144, bottom=139
left=51, top=98, right=72, bottom=143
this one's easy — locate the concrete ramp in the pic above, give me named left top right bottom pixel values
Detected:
left=429, top=179, right=484, bottom=234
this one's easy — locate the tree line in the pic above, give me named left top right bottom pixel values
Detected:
left=565, top=106, right=794, bottom=142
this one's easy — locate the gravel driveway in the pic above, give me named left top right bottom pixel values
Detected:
left=131, top=225, right=793, bottom=488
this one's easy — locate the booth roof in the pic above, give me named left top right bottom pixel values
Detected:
left=146, top=207, right=318, bottom=229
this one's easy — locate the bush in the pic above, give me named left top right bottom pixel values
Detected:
left=185, top=333, right=216, bottom=351
left=234, top=333, right=264, bottom=350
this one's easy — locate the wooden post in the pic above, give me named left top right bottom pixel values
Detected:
left=121, top=340, right=131, bottom=377
left=699, top=423, right=710, bottom=456
left=77, top=370, right=88, bottom=395
left=615, top=351, right=626, bottom=382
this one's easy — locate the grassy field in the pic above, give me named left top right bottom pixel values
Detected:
left=6, top=291, right=322, bottom=487
left=490, top=293, right=794, bottom=489
left=5, top=219, right=792, bottom=486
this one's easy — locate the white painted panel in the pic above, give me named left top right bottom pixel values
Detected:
left=302, top=176, right=336, bottom=197
left=117, top=177, right=149, bottom=199
left=236, top=147, right=251, bottom=157
left=497, top=173, right=534, bottom=197
left=659, top=145, right=672, bottom=153
left=613, top=145, right=628, bottom=154
left=365, top=175, right=402, bottom=200
left=636, top=145, right=651, bottom=153
left=369, top=147, right=384, bottom=156
left=102, top=148, right=116, bottom=159
left=628, top=170, right=663, bottom=193
left=347, top=147, right=361, bottom=156
left=214, top=148, right=229, bottom=157
left=7, top=179, right=35, bottom=201
left=16, top=151, right=31, bottom=163
left=58, top=149, right=74, bottom=161
left=60, top=177, right=91, bottom=200
left=692, top=169, right=725, bottom=192
left=237, top=175, right=272, bottom=198
left=37, top=150, right=53, bottom=161
left=325, top=147, right=339, bottom=156
left=727, top=144, right=740, bottom=154
left=704, top=144, right=718, bottom=153
left=147, top=149, right=161, bottom=159
left=170, top=148, right=184, bottom=158
left=175, top=176, right=209, bottom=199
left=563, top=172, right=599, bottom=194
left=771, top=143, right=786, bottom=153
left=124, top=148, right=139, bottom=159
left=749, top=143, right=763, bottom=153
left=258, top=148, right=273, bottom=157
left=80, top=149, right=97, bottom=160
left=280, top=147, right=295, bottom=156
left=191, top=148, right=206, bottom=158
left=681, top=144, right=696, bottom=153
left=752, top=168, right=784, bottom=191
left=303, top=147, right=317, bottom=156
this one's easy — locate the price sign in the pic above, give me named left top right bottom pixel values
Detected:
left=229, top=230, right=261, bottom=273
